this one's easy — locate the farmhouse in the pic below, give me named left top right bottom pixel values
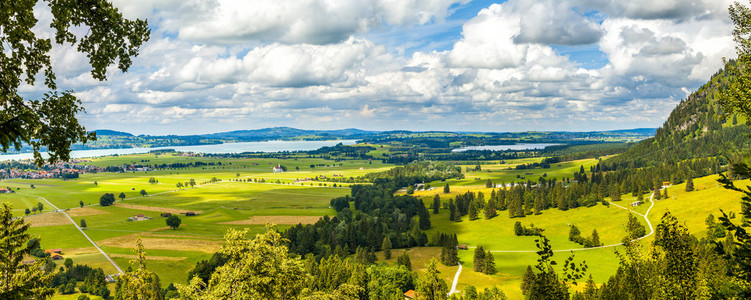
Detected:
left=161, top=212, right=172, bottom=217
left=404, top=290, right=417, bottom=299
left=185, top=212, right=197, bottom=216
left=630, top=201, right=642, bottom=207
left=273, top=164, right=284, bottom=173
left=45, top=249, right=62, bottom=254
left=50, top=253, right=63, bottom=260
left=0, top=188, right=9, bottom=193
left=128, top=214, right=152, bottom=221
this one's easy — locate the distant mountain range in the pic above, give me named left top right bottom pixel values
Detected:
left=92, top=127, right=655, bottom=140
left=0, top=126, right=655, bottom=154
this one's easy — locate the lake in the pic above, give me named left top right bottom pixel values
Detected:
left=0, top=140, right=358, bottom=162
left=451, top=143, right=562, bottom=152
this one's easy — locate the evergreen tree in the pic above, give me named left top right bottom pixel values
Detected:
left=0, top=204, right=54, bottom=299
left=444, top=184, right=450, bottom=194
left=382, top=236, right=392, bottom=259
left=569, top=225, right=581, bottom=241
left=419, top=200, right=432, bottom=230
left=397, top=252, right=412, bottom=271
left=486, top=179, right=493, bottom=188
left=449, top=200, right=459, bottom=222
left=468, top=199, right=478, bottom=221
left=473, top=246, right=485, bottom=272
left=685, top=176, right=694, bottom=192
left=440, top=235, right=459, bottom=266
left=80, top=219, right=87, bottom=228
left=483, top=250, right=496, bottom=275
left=590, top=229, right=600, bottom=247
left=520, top=265, right=535, bottom=296
left=433, top=195, right=440, bottom=214
left=485, top=196, right=497, bottom=219
left=663, top=187, right=669, bottom=199
left=514, top=221, right=524, bottom=236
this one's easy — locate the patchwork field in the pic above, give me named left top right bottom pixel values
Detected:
left=1, top=152, right=744, bottom=299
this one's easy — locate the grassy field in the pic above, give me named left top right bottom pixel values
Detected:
left=3, top=151, right=746, bottom=299
left=404, top=161, right=747, bottom=298
left=1, top=153, right=377, bottom=298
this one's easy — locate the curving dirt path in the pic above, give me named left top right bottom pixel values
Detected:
left=453, top=192, right=657, bottom=292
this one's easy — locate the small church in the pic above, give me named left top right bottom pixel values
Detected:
left=273, top=164, right=284, bottom=173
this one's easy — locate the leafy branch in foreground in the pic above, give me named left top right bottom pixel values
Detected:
left=0, top=0, right=150, bottom=166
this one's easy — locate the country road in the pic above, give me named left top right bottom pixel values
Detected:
left=453, top=192, right=657, bottom=292
left=18, top=193, right=124, bottom=274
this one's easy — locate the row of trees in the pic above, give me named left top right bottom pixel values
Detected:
left=568, top=225, right=601, bottom=248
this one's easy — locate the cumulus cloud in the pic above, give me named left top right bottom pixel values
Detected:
left=112, top=0, right=469, bottom=45
left=22, top=0, right=740, bottom=134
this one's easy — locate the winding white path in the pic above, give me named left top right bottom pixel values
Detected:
left=451, top=192, right=657, bottom=292
left=448, top=263, right=463, bottom=295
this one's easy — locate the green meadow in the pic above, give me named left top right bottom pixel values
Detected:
left=1, top=152, right=744, bottom=300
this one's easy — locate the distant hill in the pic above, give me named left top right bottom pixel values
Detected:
left=91, top=129, right=133, bottom=137
left=203, top=127, right=377, bottom=140
left=605, top=62, right=751, bottom=169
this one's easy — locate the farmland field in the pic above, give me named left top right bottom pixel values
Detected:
left=2, top=151, right=744, bottom=299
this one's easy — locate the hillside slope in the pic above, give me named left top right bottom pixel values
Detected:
left=605, top=64, right=751, bottom=169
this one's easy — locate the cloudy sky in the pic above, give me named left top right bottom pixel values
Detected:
left=23, top=0, right=738, bottom=135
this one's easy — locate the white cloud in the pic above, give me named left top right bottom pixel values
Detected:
left=24, top=0, right=740, bottom=134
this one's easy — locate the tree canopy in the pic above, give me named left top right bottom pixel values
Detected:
left=0, top=0, right=149, bottom=166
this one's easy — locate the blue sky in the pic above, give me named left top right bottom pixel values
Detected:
left=25, top=0, right=737, bottom=135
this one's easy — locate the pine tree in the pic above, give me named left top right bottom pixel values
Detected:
left=449, top=200, right=459, bottom=222
left=520, top=265, right=535, bottom=295
left=485, top=197, right=497, bottom=219
left=663, top=187, right=669, bottom=199
left=397, top=252, right=412, bottom=271
left=473, top=246, right=485, bottom=272
left=569, top=225, right=581, bottom=241
left=486, top=179, right=493, bottom=188
left=444, top=183, right=450, bottom=194
left=483, top=250, right=496, bottom=274
left=590, top=229, right=600, bottom=247
left=0, top=204, right=54, bottom=299
left=468, top=199, right=478, bottom=221
left=440, top=235, right=459, bottom=266
left=432, top=195, right=440, bottom=214
left=382, top=237, right=392, bottom=259
left=419, top=200, right=431, bottom=230
left=80, top=219, right=87, bottom=228
left=685, top=176, right=694, bottom=192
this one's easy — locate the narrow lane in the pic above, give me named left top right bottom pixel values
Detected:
left=18, top=193, right=124, bottom=274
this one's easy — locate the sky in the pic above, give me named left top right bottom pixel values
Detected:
left=21, top=0, right=738, bottom=135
